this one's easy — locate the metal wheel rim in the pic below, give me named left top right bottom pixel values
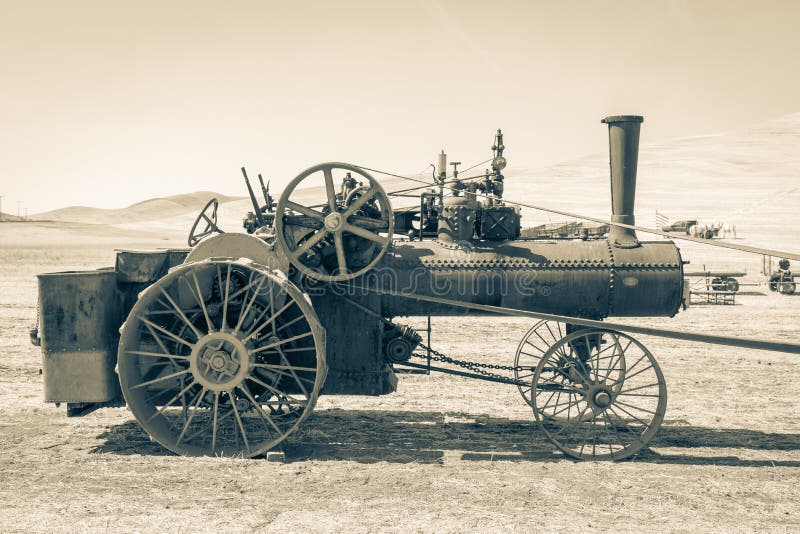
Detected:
left=118, top=259, right=327, bottom=457
left=532, top=329, right=666, bottom=461
left=514, top=320, right=565, bottom=407
left=275, top=162, right=394, bottom=282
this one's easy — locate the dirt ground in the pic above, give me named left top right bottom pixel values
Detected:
left=1, top=222, right=799, bottom=533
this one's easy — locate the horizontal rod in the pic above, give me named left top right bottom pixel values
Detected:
left=684, top=271, right=746, bottom=278
left=347, top=285, right=800, bottom=355
left=397, top=360, right=525, bottom=386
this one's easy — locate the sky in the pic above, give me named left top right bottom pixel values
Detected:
left=1, top=0, right=799, bottom=214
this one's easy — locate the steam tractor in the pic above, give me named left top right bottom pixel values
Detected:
left=33, top=116, right=687, bottom=461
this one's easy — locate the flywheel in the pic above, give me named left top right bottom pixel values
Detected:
left=117, top=259, right=327, bottom=457
left=275, top=162, right=394, bottom=282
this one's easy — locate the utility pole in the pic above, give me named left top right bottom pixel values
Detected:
left=17, top=200, right=22, bottom=218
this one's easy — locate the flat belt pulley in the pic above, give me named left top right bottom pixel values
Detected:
left=275, top=163, right=394, bottom=282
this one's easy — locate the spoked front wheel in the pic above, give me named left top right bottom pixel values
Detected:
left=117, top=259, right=327, bottom=457
left=514, top=320, right=566, bottom=407
left=532, top=329, right=666, bottom=461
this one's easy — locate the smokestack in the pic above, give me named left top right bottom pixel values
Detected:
left=602, top=115, right=643, bottom=248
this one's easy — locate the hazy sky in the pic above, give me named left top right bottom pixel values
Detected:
left=1, top=0, right=799, bottom=213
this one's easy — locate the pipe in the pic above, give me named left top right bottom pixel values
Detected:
left=602, top=115, right=643, bottom=248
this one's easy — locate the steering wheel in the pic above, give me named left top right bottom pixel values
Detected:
left=275, top=162, right=393, bottom=282
left=188, top=198, right=224, bottom=247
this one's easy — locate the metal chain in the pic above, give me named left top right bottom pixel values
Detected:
left=336, top=294, right=528, bottom=382
left=411, top=341, right=523, bottom=382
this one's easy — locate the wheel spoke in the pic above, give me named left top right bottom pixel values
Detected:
left=540, top=389, right=559, bottom=411
left=189, top=271, right=214, bottom=332
left=130, top=369, right=190, bottom=391
left=602, top=409, right=628, bottom=453
left=602, top=338, right=627, bottom=383
left=250, top=331, right=315, bottom=355
left=229, top=391, right=251, bottom=454
left=342, top=187, right=379, bottom=217
left=545, top=394, right=585, bottom=419
left=233, top=274, right=266, bottom=335
left=221, top=264, right=232, bottom=328
left=211, top=392, right=219, bottom=453
left=228, top=272, right=274, bottom=303
left=246, top=375, right=309, bottom=407
left=276, top=349, right=311, bottom=397
left=347, top=215, right=389, bottom=231
left=252, top=362, right=317, bottom=373
left=333, top=232, right=348, bottom=275
left=256, top=366, right=316, bottom=385
left=145, top=379, right=196, bottom=422
left=617, top=382, right=661, bottom=395
left=609, top=361, right=654, bottom=387
left=607, top=406, right=648, bottom=447
left=543, top=322, right=559, bottom=344
left=275, top=314, right=306, bottom=334
left=621, top=350, right=650, bottom=376
left=238, top=384, right=284, bottom=437
left=614, top=399, right=657, bottom=416
left=285, top=200, right=324, bottom=221
left=242, top=300, right=296, bottom=343
left=532, top=330, right=552, bottom=349
left=140, top=317, right=194, bottom=349
left=608, top=403, right=651, bottom=429
left=175, top=387, right=207, bottom=445
left=293, top=229, right=328, bottom=257
left=342, top=223, right=388, bottom=245
left=158, top=288, right=203, bottom=339
left=323, top=167, right=337, bottom=212
left=126, top=350, right=189, bottom=361
left=549, top=402, right=590, bottom=439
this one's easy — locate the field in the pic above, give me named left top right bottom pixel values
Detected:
left=2, top=116, right=800, bottom=532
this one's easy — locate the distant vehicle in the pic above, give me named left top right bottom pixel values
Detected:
left=768, top=259, right=797, bottom=295
left=662, top=219, right=698, bottom=234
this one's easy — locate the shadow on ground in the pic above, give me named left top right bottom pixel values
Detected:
left=92, top=409, right=800, bottom=467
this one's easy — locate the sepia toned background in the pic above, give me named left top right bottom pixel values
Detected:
left=1, top=0, right=800, bottom=213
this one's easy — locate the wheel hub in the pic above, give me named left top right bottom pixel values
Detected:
left=324, top=212, right=344, bottom=231
left=189, top=332, right=251, bottom=392
left=589, top=386, right=613, bottom=409
left=594, top=390, right=611, bottom=408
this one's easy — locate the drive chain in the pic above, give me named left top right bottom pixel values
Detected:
left=412, top=342, right=526, bottom=382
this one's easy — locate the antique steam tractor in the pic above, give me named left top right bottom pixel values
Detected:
left=34, top=116, right=687, bottom=460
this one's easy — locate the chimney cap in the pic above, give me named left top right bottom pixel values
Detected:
left=602, top=115, right=644, bottom=124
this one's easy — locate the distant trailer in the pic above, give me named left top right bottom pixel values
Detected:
left=522, top=221, right=609, bottom=239
left=684, top=270, right=745, bottom=294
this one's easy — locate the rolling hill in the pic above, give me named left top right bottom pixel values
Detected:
left=34, top=191, right=245, bottom=225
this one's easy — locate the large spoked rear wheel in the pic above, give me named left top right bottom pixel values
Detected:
left=532, top=329, right=666, bottom=461
left=118, top=259, right=326, bottom=457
